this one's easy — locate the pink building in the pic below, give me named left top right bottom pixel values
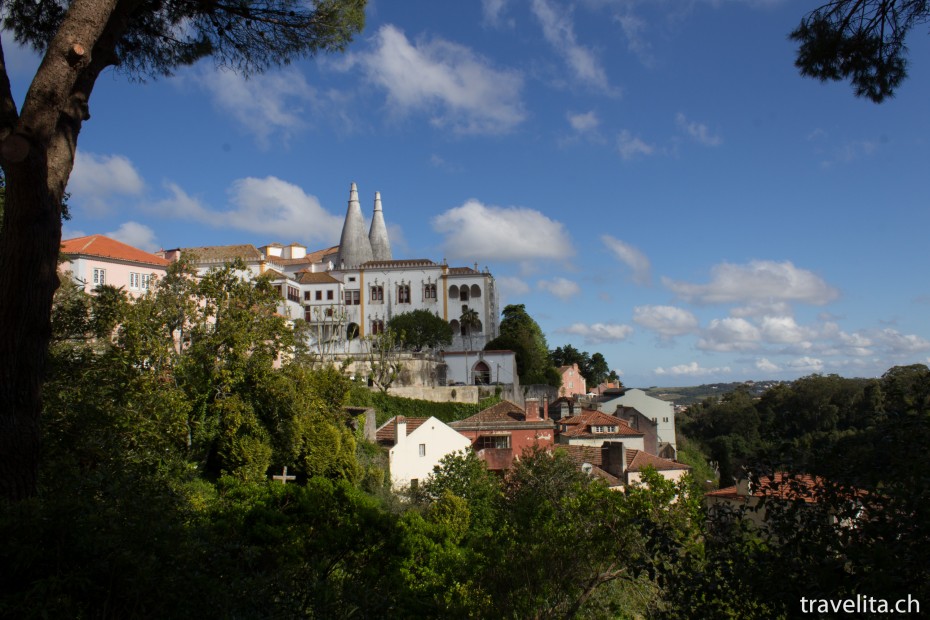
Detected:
left=60, top=235, right=169, bottom=297
left=557, top=363, right=586, bottom=397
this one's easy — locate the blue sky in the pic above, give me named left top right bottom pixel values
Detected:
left=6, top=0, right=930, bottom=387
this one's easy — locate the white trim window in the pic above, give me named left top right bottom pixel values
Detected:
left=141, top=274, right=151, bottom=290
left=93, top=268, right=106, bottom=286
left=129, top=272, right=140, bottom=289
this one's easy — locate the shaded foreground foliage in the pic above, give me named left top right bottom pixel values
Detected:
left=2, top=264, right=929, bottom=617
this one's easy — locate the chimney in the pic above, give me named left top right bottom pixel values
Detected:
left=602, top=441, right=626, bottom=477
left=394, top=416, right=407, bottom=445
left=525, top=398, right=540, bottom=421
left=736, top=477, right=751, bottom=497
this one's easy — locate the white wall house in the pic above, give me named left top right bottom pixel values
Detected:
left=598, top=389, right=677, bottom=457
left=60, top=235, right=169, bottom=297
left=376, top=416, right=471, bottom=491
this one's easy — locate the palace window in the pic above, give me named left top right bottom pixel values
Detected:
left=93, top=268, right=106, bottom=285
left=287, top=286, right=300, bottom=303
left=423, top=283, right=437, bottom=301
left=371, top=319, right=385, bottom=335
left=397, top=284, right=411, bottom=304
left=344, top=290, right=360, bottom=305
left=370, top=285, right=384, bottom=303
left=327, top=290, right=334, bottom=300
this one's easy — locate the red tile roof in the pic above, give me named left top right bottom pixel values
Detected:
left=453, top=400, right=524, bottom=425
left=558, top=444, right=604, bottom=467
left=62, top=235, right=170, bottom=267
left=375, top=417, right=428, bottom=445
left=624, top=449, right=691, bottom=472
left=297, top=271, right=341, bottom=285
left=704, top=472, right=826, bottom=503
left=558, top=410, right=643, bottom=438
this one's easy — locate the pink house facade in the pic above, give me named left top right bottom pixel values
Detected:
left=60, top=235, right=169, bottom=297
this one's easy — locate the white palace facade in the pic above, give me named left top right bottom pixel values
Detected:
left=158, top=183, right=501, bottom=355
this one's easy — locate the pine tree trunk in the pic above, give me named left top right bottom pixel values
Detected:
left=0, top=162, right=63, bottom=500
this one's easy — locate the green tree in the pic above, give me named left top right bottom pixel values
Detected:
left=486, top=304, right=558, bottom=386
left=0, top=0, right=367, bottom=500
left=791, top=0, right=928, bottom=102
left=459, top=307, right=481, bottom=351
left=387, top=308, right=453, bottom=352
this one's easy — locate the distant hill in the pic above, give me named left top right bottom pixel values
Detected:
left=641, top=381, right=782, bottom=405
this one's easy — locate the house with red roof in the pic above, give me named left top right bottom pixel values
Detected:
left=376, top=415, right=471, bottom=491
left=450, top=398, right=556, bottom=471
left=556, top=408, right=646, bottom=452
left=559, top=442, right=691, bottom=489
left=60, top=235, right=169, bottom=297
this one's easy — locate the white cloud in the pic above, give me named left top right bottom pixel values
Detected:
left=345, top=25, right=525, bottom=134
left=654, top=362, right=731, bottom=377
left=537, top=277, right=580, bottom=300
left=755, top=358, right=781, bottom=373
left=663, top=260, right=839, bottom=306
left=633, top=305, right=698, bottom=337
left=822, top=140, right=879, bottom=168
left=106, top=222, right=159, bottom=253
left=697, top=317, right=761, bottom=352
left=675, top=112, right=722, bottom=146
left=482, top=0, right=512, bottom=27
left=567, top=110, right=600, bottom=133
left=730, top=301, right=793, bottom=318
left=223, top=177, right=344, bottom=243
left=199, top=67, right=317, bottom=148
left=873, top=328, right=930, bottom=354
left=601, top=235, right=651, bottom=284
left=559, top=322, right=634, bottom=344
left=149, top=177, right=343, bottom=245
left=617, top=129, right=655, bottom=160
left=433, top=199, right=572, bottom=261
left=786, top=356, right=825, bottom=373
left=759, top=315, right=818, bottom=344
left=497, top=276, right=531, bottom=299
left=68, top=152, right=145, bottom=215
left=530, top=0, right=615, bottom=94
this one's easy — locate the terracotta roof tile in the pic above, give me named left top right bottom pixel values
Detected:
left=375, top=417, right=428, bottom=445
left=625, top=449, right=691, bottom=472
left=452, top=400, right=524, bottom=425
left=558, top=444, right=604, bottom=467
left=704, top=472, right=829, bottom=504
left=62, top=235, right=170, bottom=267
left=182, top=244, right=263, bottom=262
left=297, top=271, right=341, bottom=285
left=558, top=410, right=643, bottom=438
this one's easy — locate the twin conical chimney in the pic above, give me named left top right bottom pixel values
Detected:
left=336, top=183, right=392, bottom=268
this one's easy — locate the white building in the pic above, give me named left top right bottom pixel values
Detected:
left=598, top=389, right=677, bottom=457
left=165, top=183, right=501, bottom=355
left=441, top=349, right=518, bottom=386
left=60, top=235, right=169, bottom=297
left=375, top=416, right=471, bottom=491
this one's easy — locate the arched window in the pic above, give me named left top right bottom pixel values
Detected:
left=370, top=285, right=384, bottom=303
left=371, top=319, right=384, bottom=335
left=470, top=284, right=481, bottom=298
left=459, top=287, right=469, bottom=301
left=397, top=284, right=411, bottom=304
left=473, top=361, right=491, bottom=385
left=448, top=285, right=459, bottom=299
left=449, top=319, right=460, bottom=334
left=423, top=283, right=437, bottom=301
left=346, top=323, right=360, bottom=340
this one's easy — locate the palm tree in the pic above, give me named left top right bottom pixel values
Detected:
left=460, top=308, right=481, bottom=351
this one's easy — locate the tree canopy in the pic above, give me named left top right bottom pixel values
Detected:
left=550, top=344, right=613, bottom=388
left=485, top=304, right=559, bottom=386
left=387, top=309, right=453, bottom=352
left=791, top=0, right=929, bottom=101
left=0, top=0, right=367, bottom=500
